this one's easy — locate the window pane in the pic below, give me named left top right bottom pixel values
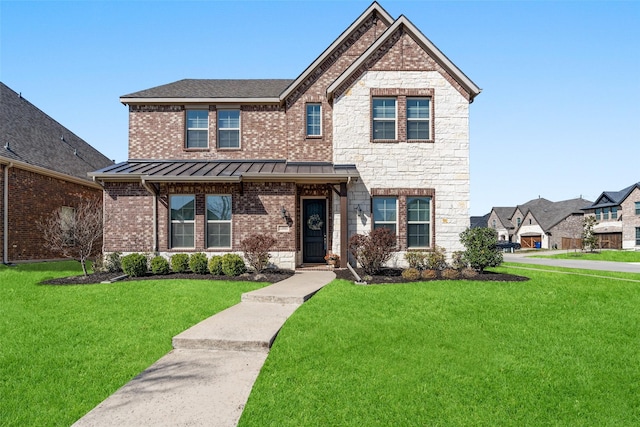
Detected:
left=306, top=104, right=321, bottom=136
left=408, top=198, right=430, bottom=221
left=408, top=224, right=429, bottom=247
left=171, top=196, right=195, bottom=221
left=207, top=223, right=231, bottom=248
left=373, top=99, right=396, bottom=118
left=207, top=195, right=232, bottom=220
left=171, top=223, right=194, bottom=248
left=373, top=197, right=396, bottom=222
left=407, top=121, right=429, bottom=140
left=187, top=130, right=208, bottom=148
left=187, top=110, right=208, bottom=128
left=218, top=110, right=240, bottom=128
left=374, top=223, right=396, bottom=235
left=373, top=121, right=396, bottom=140
left=636, top=202, right=640, bottom=215
left=218, top=130, right=240, bottom=148
left=407, top=99, right=430, bottom=119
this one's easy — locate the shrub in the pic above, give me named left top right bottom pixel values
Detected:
left=171, top=254, right=190, bottom=273
left=105, top=251, right=122, bottom=273
left=451, top=251, right=467, bottom=270
left=221, top=253, right=246, bottom=276
left=240, top=233, right=277, bottom=272
left=421, top=269, right=438, bottom=280
left=459, top=227, right=503, bottom=273
left=442, top=268, right=460, bottom=280
left=404, top=251, right=428, bottom=269
left=189, top=253, right=209, bottom=274
left=401, top=267, right=421, bottom=281
left=121, top=253, right=148, bottom=277
left=208, top=255, right=223, bottom=275
left=461, top=267, right=478, bottom=279
left=348, top=228, right=396, bottom=275
left=150, top=256, right=170, bottom=275
left=425, top=246, right=447, bottom=271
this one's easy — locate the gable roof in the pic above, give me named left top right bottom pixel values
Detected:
left=491, top=207, right=517, bottom=229
left=583, top=182, right=640, bottom=210
left=326, top=14, right=481, bottom=102
left=121, top=79, right=293, bottom=104
left=0, top=82, right=114, bottom=182
left=518, top=197, right=592, bottom=232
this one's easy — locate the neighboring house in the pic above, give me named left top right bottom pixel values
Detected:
left=90, top=2, right=481, bottom=269
left=470, top=213, right=489, bottom=229
left=0, top=82, right=114, bottom=263
left=488, top=197, right=592, bottom=249
left=582, top=182, right=640, bottom=249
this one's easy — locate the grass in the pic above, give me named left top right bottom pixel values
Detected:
left=239, top=266, right=640, bottom=426
left=0, top=261, right=268, bottom=427
left=534, top=250, right=640, bottom=262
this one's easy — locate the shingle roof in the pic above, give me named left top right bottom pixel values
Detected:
left=492, top=207, right=516, bottom=229
left=519, top=197, right=592, bottom=231
left=121, top=79, right=294, bottom=100
left=0, top=82, right=114, bottom=181
left=90, top=160, right=359, bottom=183
left=583, top=182, right=640, bottom=209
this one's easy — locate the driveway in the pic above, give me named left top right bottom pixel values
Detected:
left=503, top=251, right=640, bottom=274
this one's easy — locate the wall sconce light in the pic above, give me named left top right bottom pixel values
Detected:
left=280, top=206, right=288, bottom=220
left=355, top=205, right=363, bottom=217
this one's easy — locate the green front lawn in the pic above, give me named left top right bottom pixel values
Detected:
left=239, top=266, right=640, bottom=426
left=535, top=250, right=640, bottom=262
left=0, top=261, right=267, bottom=426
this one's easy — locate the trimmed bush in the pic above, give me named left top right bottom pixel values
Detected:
left=189, top=253, right=209, bottom=274
left=221, top=253, right=246, bottom=276
left=121, top=253, right=148, bottom=277
left=348, top=228, right=396, bottom=275
left=401, top=267, right=421, bottom=281
left=241, top=233, right=277, bottom=273
left=425, top=246, right=447, bottom=271
left=421, top=269, right=438, bottom=280
left=150, top=256, right=170, bottom=275
left=208, top=255, right=223, bottom=275
left=461, top=267, right=479, bottom=279
left=404, top=251, right=428, bottom=269
left=459, top=227, right=503, bottom=273
left=171, top=254, right=190, bottom=273
left=442, top=268, right=461, bottom=280
left=451, top=251, right=467, bottom=271
left=105, top=251, right=122, bottom=273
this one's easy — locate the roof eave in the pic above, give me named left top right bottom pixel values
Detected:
left=120, top=97, right=282, bottom=105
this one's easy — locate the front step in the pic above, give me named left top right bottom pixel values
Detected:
left=172, top=302, right=300, bottom=352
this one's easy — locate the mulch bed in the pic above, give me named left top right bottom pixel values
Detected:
left=40, top=270, right=296, bottom=286
left=334, top=267, right=529, bottom=284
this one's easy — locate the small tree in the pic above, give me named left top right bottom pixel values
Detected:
left=348, top=228, right=396, bottom=275
left=459, top=227, right=503, bottom=273
left=241, top=233, right=277, bottom=273
left=39, top=199, right=103, bottom=276
left=582, top=216, right=599, bottom=252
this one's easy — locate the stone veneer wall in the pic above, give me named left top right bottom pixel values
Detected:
left=621, top=187, right=640, bottom=249
left=332, top=70, right=471, bottom=263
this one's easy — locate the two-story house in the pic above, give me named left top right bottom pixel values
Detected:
left=582, top=182, right=640, bottom=249
left=1, top=82, right=114, bottom=263
left=90, top=2, right=481, bottom=269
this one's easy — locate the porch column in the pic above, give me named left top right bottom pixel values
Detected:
left=340, top=182, right=348, bottom=268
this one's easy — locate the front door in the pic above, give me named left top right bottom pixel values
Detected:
left=303, top=199, right=326, bottom=263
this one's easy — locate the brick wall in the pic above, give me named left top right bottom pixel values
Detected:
left=6, top=166, right=103, bottom=261
left=103, top=182, right=155, bottom=252
left=549, top=214, right=584, bottom=249
left=621, top=187, right=640, bottom=249
left=0, top=164, right=4, bottom=262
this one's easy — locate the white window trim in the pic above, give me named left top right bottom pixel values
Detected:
left=372, top=97, right=397, bottom=141
left=306, top=103, right=322, bottom=137
left=372, top=196, right=398, bottom=232
left=217, top=109, right=241, bottom=149
left=406, top=97, right=431, bottom=141
left=206, top=194, right=232, bottom=249
left=185, top=109, right=209, bottom=149
left=407, top=197, right=431, bottom=249
left=170, top=195, right=196, bottom=249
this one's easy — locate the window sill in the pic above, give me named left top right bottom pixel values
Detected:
left=371, top=139, right=399, bottom=144
left=407, top=140, right=435, bottom=144
left=184, top=148, right=210, bottom=152
left=216, top=147, right=242, bottom=151
left=305, top=135, right=323, bottom=140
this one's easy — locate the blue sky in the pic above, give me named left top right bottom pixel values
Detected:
left=2, top=0, right=639, bottom=216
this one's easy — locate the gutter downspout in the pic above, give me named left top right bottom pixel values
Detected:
left=141, top=178, right=158, bottom=253
left=3, top=162, right=13, bottom=264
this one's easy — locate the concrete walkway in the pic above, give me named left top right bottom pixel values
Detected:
left=504, top=251, right=640, bottom=274
left=72, top=270, right=335, bottom=427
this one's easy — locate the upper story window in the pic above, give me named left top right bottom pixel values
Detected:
left=218, top=110, right=240, bottom=149
left=186, top=110, right=208, bottom=148
left=372, top=196, right=397, bottom=234
left=407, top=197, right=431, bottom=248
left=306, top=103, right=322, bottom=137
left=170, top=195, right=195, bottom=248
left=612, top=207, right=618, bottom=219
left=516, top=217, right=521, bottom=226
left=372, top=98, right=396, bottom=140
left=207, top=195, right=232, bottom=248
left=636, top=202, right=640, bottom=215
left=595, top=208, right=601, bottom=220
left=407, top=98, right=430, bottom=140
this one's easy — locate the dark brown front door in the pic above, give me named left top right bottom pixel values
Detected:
left=303, top=199, right=326, bottom=263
